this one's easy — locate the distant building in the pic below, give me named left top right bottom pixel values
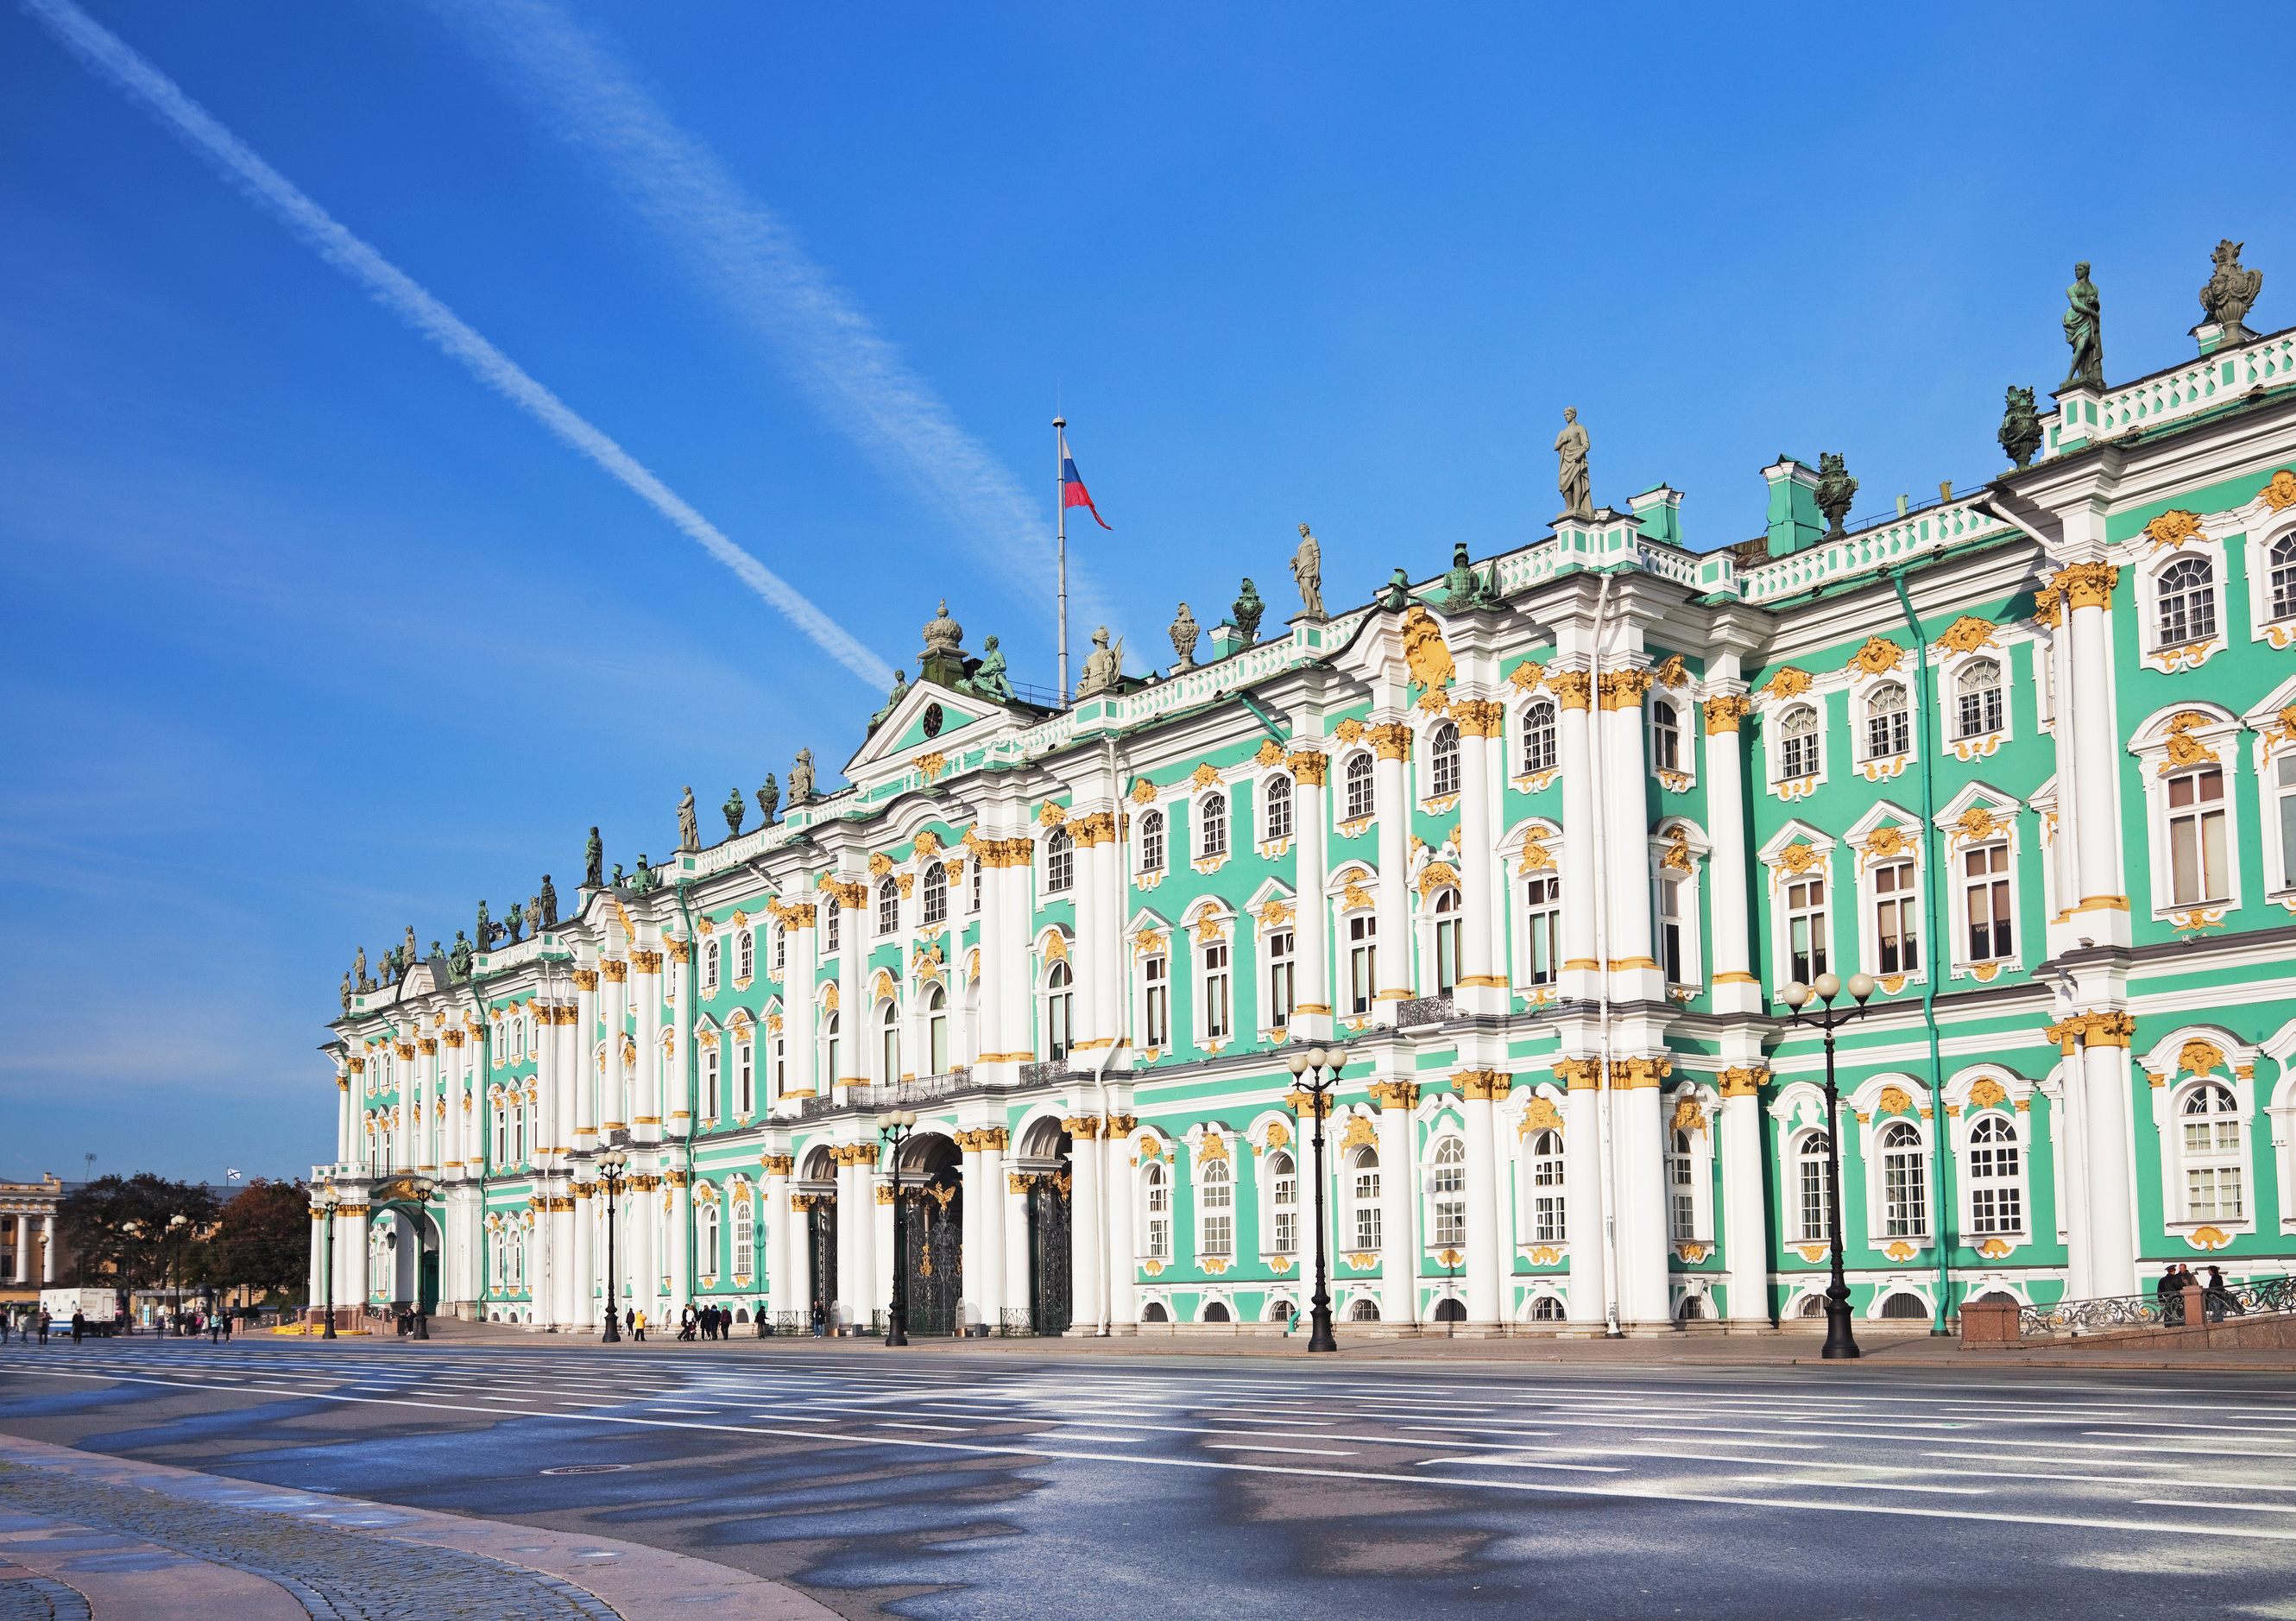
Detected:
left=317, top=265, right=2296, bottom=1335
left=1, top=1176, right=68, bottom=1302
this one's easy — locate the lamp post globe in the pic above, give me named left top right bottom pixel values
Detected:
left=597, top=1149, right=630, bottom=1343
left=315, top=1186, right=339, bottom=1339
left=1290, top=1046, right=1340, bottom=1353
left=1781, top=973, right=1870, bottom=1359
left=879, top=1111, right=918, bottom=1347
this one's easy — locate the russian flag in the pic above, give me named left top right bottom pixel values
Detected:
left=1062, top=451, right=1113, bottom=530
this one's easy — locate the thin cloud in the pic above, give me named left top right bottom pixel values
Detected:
left=438, top=0, right=1121, bottom=647
left=21, top=0, right=894, bottom=691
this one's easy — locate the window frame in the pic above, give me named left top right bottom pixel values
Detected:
left=1961, top=1109, right=2026, bottom=1238
left=1343, top=752, right=1375, bottom=821
left=1139, top=810, right=1166, bottom=873
left=1045, top=828, right=1074, bottom=893
left=2155, top=554, right=2219, bottom=651
left=1429, top=721, right=1461, bottom=800
left=1773, top=703, right=1822, bottom=785
left=877, top=877, right=900, bottom=935
left=923, top=862, right=949, bottom=925
left=1197, top=1154, right=1235, bottom=1258
left=1650, top=698, right=1682, bottom=776
left=1862, top=681, right=1911, bottom=765
left=1264, top=774, right=1294, bottom=844
left=1518, top=698, right=1559, bottom=779
left=1524, top=1127, right=1566, bottom=1244
left=1429, top=1134, right=1467, bottom=1250
left=1347, top=1144, right=1382, bottom=1252
left=1265, top=1146, right=1297, bottom=1255
left=2172, top=1079, right=2249, bottom=1231
left=1198, top=794, right=1229, bottom=861
left=1141, top=1158, right=1170, bottom=1260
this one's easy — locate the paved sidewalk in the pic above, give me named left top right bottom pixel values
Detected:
left=0, top=1436, right=836, bottom=1620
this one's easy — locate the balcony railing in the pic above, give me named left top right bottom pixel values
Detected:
left=1395, top=994, right=1455, bottom=1028
left=2019, top=1273, right=2292, bottom=1337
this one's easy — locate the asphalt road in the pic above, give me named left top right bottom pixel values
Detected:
left=3, top=1337, right=2293, bottom=1619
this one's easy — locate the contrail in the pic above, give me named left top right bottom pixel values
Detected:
left=22, top=0, right=893, bottom=691
left=438, top=0, right=1120, bottom=644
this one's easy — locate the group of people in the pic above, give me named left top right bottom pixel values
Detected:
left=2157, top=1263, right=2242, bottom=1325
left=0, top=1310, right=52, bottom=1343
left=595, top=1302, right=766, bottom=1342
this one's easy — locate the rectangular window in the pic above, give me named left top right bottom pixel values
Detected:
left=1348, top=916, right=1377, bottom=1014
left=1531, top=1145, right=1565, bottom=1242
left=2167, top=767, right=2227, bottom=905
left=1273, top=1208, right=1295, bottom=1252
left=1971, top=1183, right=2022, bottom=1234
left=970, top=860, right=981, bottom=912
left=1202, top=943, right=1231, bottom=1040
left=703, top=942, right=719, bottom=993
left=1788, top=878, right=1826, bottom=984
left=1874, top=859, right=1920, bottom=974
left=738, top=930, right=754, bottom=982
left=703, top=1048, right=720, bottom=1118
left=1435, top=1198, right=1465, bottom=1247
left=2279, top=754, right=2296, bottom=891
left=1272, top=1165, right=1296, bottom=1252
left=1433, top=910, right=1460, bottom=993
left=1799, top=1147, right=1831, bottom=1243
left=826, top=905, right=839, bottom=952
left=1657, top=877, right=1684, bottom=984
left=1148, top=1218, right=1169, bottom=1258
left=1964, top=846, right=2012, bottom=961
left=773, top=925, right=785, bottom=975
left=736, top=1044, right=754, bottom=1115
left=1525, top=875, right=1561, bottom=985
left=734, top=1204, right=754, bottom=1276
left=1145, top=957, right=1169, bottom=1047
left=2187, top=1166, right=2244, bottom=1221
left=1668, top=1145, right=1694, bottom=1239
left=1202, top=1212, right=1232, bottom=1255
left=1353, top=1202, right=1381, bottom=1251
left=1265, top=778, right=1293, bottom=842
left=1266, top=931, right=1294, bottom=1028
left=1883, top=1151, right=1927, bottom=1238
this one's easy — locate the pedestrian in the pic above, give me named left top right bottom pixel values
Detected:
left=209, top=1312, right=223, bottom=1343
left=2205, top=1265, right=2242, bottom=1322
left=634, top=1308, right=647, bottom=1342
left=706, top=1306, right=719, bottom=1341
left=679, top=1303, right=696, bottom=1342
left=2156, top=1264, right=2186, bottom=1326
left=38, top=1310, right=51, bottom=1346
left=71, top=1309, right=85, bottom=1345
left=811, top=1299, right=826, bottom=1339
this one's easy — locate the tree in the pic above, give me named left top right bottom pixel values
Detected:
left=212, top=1179, right=311, bottom=1301
left=57, top=1174, right=221, bottom=1290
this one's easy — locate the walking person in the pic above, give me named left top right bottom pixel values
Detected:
left=2205, top=1265, right=2242, bottom=1322
left=680, top=1303, right=697, bottom=1342
left=38, top=1310, right=51, bottom=1346
left=633, top=1308, right=647, bottom=1342
left=811, top=1299, right=826, bottom=1339
left=71, top=1309, right=85, bottom=1345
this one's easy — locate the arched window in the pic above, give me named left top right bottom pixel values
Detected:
left=1955, top=659, right=2003, bottom=738
left=773, top=924, right=785, bottom=976
left=1349, top=1297, right=1381, bottom=1321
left=1668, top=1129, right=1695, bottom=1239
left=1864, top=684, right=1909, bottom=759
left=1144, top=1163, right=1170, bottom=1258
left=1528, top=1128, right=1565, bottom=1242
left=1431, top=1138, right=1466, bottom=1246
left=1968, top=1114, right=2021, bottom=1233
left=2159, top=556, right=2217, bottom=647
left=737, top=930, right=754, bottom=982
left=1350, top=1146, right=1382, bottom=1250
left=826, top=903, right=840, bottom=953
left=879, top=1000, right=899, bottom=1082
left=926, top=983, right=949, bottom=1075
left=1266, top=1298, right=1295, bottom=1323
left=735, top=1037, right=754, bottom=1115
left=1200, top=795, right=1228, bottom=858
left=1345, top=753, right=1374, bottom=819
left=1269, top=1151, right=1296, bottom=1252
left=1265, top=775, right=1293, bottom=842
left=1651, top=700, right=1681, bottom=773
left=1531, top=1295, right=1566, bottom=1321
left=702, top=1044, right=720, bottom=1120
left=2182, top=1082, right=2244, bottom=1222
left=1797, top=1132, right=1832, bottom=1243
left=1046, top=829, right=1074, bottom=892
left=1202, top=1300, right=1231, bottom=1322
left=1522, top=701, right=1557, bottom=775
left=877, top=877, right=899, bottom=935
left=2272, top=534, right=2296, bottom=621
left=698, top=1205, right=720, bottom=1276
left=1880, top=1292, right=1929, bottom=1319
left=1139, top=810, right=1166, bottom=873
left=1045, top=961, right=1073, bottom=1060
left=1678, top=1294, right=1706, bottom=1320
left=1434, top=1297, right=1467, bottom=1321
left=969, top=859, right=981, bottom=912
left=1142, top=1300, right=1170, bottom=1322
left=1431, top=888, right=1460, bottom=992
left=1431, top=722, right=1461, bottom=797
left=703, top=938, right=721, bottom=992
left=1201, top=1159, right=1233, bottom=1256
left=1880, top=1120, right=1927, bottom=1238
left=734, top=1198, right=754, bottom=1276
left=923, top=862, right=948, bottom=925
left=1776, top=705, right=1820, bottom=780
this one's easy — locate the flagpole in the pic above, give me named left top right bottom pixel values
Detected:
left=1054, top=415, right=1069, bottom=704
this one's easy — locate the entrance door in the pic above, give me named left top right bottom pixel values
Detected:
left=901, top=1164, right=963, bottom=1335
left=806, top=1198, right=838, bottom=1321
left=1026, top=1173, right=1072, bottom=1335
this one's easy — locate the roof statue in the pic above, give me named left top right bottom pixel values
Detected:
left=1377, top=568, right=1411, bottom=612
left=678, top=785, right=700, bottom=853
left=610, top=862, right=625, bottom=887
left=476, top=899, right=494, bottom=950
left=918, top=599, right=968, bottom=688
left=1291, top=523, right=1324, bottom=620
left=339, top=972, right=352, bottom=1013
left=1078, top=626, right=1124, bottom=697
left=2200, top=239, right=2262, bottom=344
left=450, top=931, right=472, bottom=981
left=1814, top=453, right=1858, bottom=540
left=789, top=748, right=816, bottom=806
left=502, top=903, right=524, bottom=946
left=1999, top=386, right=2043, bottom=470
left=1169, top=604, right=1200, bottom=671
left=1233, top=578, right=1265, bottom=647
left=755, top=775, right=779, bottom=828
left=539, top=874, right=558, bottom=927
left=402, top=924, right=418, bottom=974
left=2061, top=262, right=2104, bottom=390
left=353, top=944, right=368, bottom=992
left=722, top=786, right=747, bottom=839
left=584, top=827, right=603, bottom=889
left=525, top=894, right=541, bottom=938
left=867, top=671, right=909, bottom=734
left=1555, top=407, right=1593, bottom=520
left=956, top=634, right=1014, bottom=703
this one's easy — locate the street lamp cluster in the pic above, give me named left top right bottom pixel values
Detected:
left=1778, top=969, right=1875, bottom=1361
left=878, top=1111, right=918, bottom=1347
left=597, top=1148, right=631, bottom=1342
left=1284, top=1047, right=1343, bottom=1353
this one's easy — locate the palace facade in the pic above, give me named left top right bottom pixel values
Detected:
left=315, top=287, right=2296, bottom=1335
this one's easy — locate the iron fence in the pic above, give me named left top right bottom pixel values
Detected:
left=2019, top=1273, right=2291, bottom=1337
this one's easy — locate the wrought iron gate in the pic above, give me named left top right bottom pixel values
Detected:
left=1026, top=1172, right=1072, bottom=1335
left=806, top=1198, right=838, bottom=1321
left=901, top=1169, right=963, bottom=1336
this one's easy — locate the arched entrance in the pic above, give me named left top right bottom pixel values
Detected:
left=898, top=1132, right=963, bottom=1336
left=798, top=1146, right=838, bottom=1321
left=369, top=1188, right=441, bottom=1314
left=1017, top=1120, right=1073, bottom=1335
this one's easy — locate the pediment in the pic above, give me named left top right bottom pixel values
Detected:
left=843, top=680, right=1018, bottom=779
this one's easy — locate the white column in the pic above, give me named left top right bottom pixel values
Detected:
left=1718, top=1068, right=1768, bottom=1322
left=836, top=1147, right=868, bottom=1327
left=307, top=1210, right=325, bottom=1316
left=959, top=1135, right=987, bottom=1329
left=40, top=1214, right=54, bottom=1284
left=1559, top=1059, right=1606, bottom=1327
left=1701, top=693, right=1759, bottom=1013
left=872, top=1169, right=894, bottom=1324
left=1290, top=752, right=1332, bottom=1043
left=1002, top=1170, right=1031, bottom=1320
left=333, top=1208, right=363, bottom=1322
left=572, top=1182, right=595, bottom=1326
left=2080, top=1031, right=2140, bottom=1297
left=785, top=908, right=819, bottom=1102
left=978, top=1131, right=1009, bottom=1328
left=1003, top=844, right=1037, bottom=1064
left=1461, top=1075, right=1503, bottom=1325
left=1371, top=722, right=1412, bottom=1024
left=336, top=1073, right=353, bottom=1168
left=1613, top=1060, right=1670, bottom=1326
left=1554, top=672, right=1600, bottom=1000
left=669, top=1176, right=691, bottom=1314
left=2063, top=565, right=2129, bottom=941
left=603, top=959, right=631, bottom=1132
left=1600, top=675, right=1659, bottom=1002
left=1375, top=1082, right=1417, bottom=1324
left=1105, top=1120, right=1136, bottom=1328
left=394, top=1045, right=411, bottom=1171
left=668, top=940, right=694, bottom=1134
left=1454, top=705, right=1504, bottom=1016
left=1071, top=826, right=1102, bottom=1057
left=765, top=1158, right=794, bottom=1322
left=837, top=883, right=867, bottom=1088
left=422, top=1038, right=442, bottom=1170
left=11, top=1219, right=28, bottom=1284
left=1066, top=1115, right=1103, bottom=1334
left=635, top=950, right=663, bottom=1144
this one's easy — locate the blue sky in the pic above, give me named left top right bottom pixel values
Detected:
left=3, top=2, right=2287, bottom=1184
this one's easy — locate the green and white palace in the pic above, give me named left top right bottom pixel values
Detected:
left=314, top=261, right=2296, bottom=1337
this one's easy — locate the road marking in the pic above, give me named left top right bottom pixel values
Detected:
left=1729, top=1478, right=1990, bottom=1496
left=1207, top=1444, right=1358, bottom=1456
left=1415, top=1457, right=1625, bottom=1473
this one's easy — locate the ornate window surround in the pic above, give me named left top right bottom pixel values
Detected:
left=1842, top=799, right=1928, bottom=997
left=1941, top=1064, right=2035, bottom=1259
left=1757, top=821, right=1838, bottom=1002
left=2127, top=703, right=2245, bottom=926
left=2134, top=512, right=2232, bottom=673
left=1662, top=1080, right=1717, bottom=1249
left=2141, top=1025, right=2259, bottom=1246
left=1932, top=782, right=2027, bottom=984
left=1648, top=818, right=1708, bottom=997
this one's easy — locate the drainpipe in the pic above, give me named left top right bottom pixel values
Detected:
left=1586, top=569, right=1624, bottom=1337
left=1889, top=568, right=1956, bottom=1336
left=674, top=880, right=702, bottom=1311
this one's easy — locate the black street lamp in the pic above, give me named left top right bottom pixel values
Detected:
left=878, top=1111, right=918, bottom=1347
left=1779, top=969, right=1876, bottom=1360
left=597, top=1149, right=630, bottom=1343
left=314, top=1185, right=339, bottom=1339
left=1284, top=1046, right=1343, bottom=1353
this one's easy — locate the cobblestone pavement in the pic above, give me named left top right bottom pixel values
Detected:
left=0, top=1573, right=91, bottom=1621
left=0, top=1464, right=618, bottom=1620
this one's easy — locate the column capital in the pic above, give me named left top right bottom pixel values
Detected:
left=1608, top=1055, right=1675, bottom=1089
left=1549, top=669, right=1593, bottom=710
left=1551, top=1056, right=1604, bottom=1090
left=600, top=960, right=628, bottom=983
left=2051, top=560, right=2120, bottom=609
left=571, top=968, right=600, bottom=991
left=1367, top=1079, right=1421, bottom=1111
left=1366, top=722, right=1414, bottom=760
left=1596, top=668, right=1654, bottom=710
left=1286, top=749, right=1329, bottom=785
left=1454, top=1069, right=1511, bottom=1102
left=1718, top=1065, right=1768, bottom=1097
left=1702, top=691, right=1753, bottom=734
